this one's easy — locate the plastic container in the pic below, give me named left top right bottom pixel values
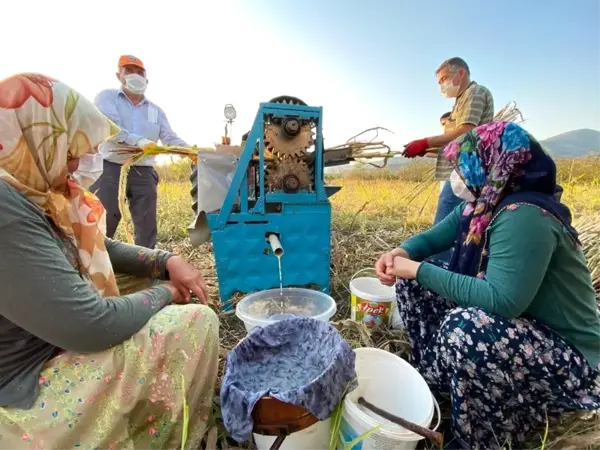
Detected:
left=350, top=269, right=396, bottom=328
left=236, top=287, right=337, bottom=332
left=338, top=348, right=440, bottom=450
left=253, top=418, right=331, bottom=450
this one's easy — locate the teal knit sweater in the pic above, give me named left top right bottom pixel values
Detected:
left=400, top=203, right=600, bottom=367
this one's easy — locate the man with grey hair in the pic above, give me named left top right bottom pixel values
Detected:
left=403, top=57, right=494, bottom=262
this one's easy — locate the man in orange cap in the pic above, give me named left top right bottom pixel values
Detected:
left=92, top=55, right=189, bottom=249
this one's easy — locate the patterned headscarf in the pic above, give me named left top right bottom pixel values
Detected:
left=0, top=73, right=121, bottom=296
left=442, top=121, right=578, bottom=278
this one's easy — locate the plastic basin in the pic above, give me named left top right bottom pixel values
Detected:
left=236, top=287, right=337, bottom=332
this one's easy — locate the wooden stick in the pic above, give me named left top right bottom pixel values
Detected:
left=357, top=397, right=442, bottom=446
left=268, top=435, right=287, bottom=450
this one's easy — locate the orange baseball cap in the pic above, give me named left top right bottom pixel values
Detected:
left=118, top=55, right=145, bottom=70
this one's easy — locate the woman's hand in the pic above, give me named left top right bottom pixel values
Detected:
left=163, top=282, right=187, bottom=305
left=375, top=248, right=410, bottom=286
left=165, top=256, right=208, bottom=304
left=385, top=256, right=421, bottom=280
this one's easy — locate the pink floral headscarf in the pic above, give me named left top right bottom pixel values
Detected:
left=441, top=121, right=576, bottom=278
left=0, top=73, right=121, bottom=296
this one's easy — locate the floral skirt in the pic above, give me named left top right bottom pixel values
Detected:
left=395, top=276, right=600, bottom=450
left=0, top=275, right=220, bottom=450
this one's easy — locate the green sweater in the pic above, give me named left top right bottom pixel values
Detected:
left=400, top=203, right=600, bottom=367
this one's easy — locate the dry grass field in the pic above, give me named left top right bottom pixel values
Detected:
left=153, top=157, right=600, bottom=243
left=118, top=156, right=600, bottom=449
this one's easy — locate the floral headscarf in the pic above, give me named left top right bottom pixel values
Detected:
left=0, top=73, right=121, bottom=296
left=442, top=121, right=578, bottom=278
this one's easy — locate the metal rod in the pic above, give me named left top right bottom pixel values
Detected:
left=357, top=397, right=442, bottom=446
left=267, top=234, right=284, bottom=257
left=268, top=435, right=287, bottom=450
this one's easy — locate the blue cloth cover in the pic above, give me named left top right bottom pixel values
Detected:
left=220, top=317, right=357, bottom=443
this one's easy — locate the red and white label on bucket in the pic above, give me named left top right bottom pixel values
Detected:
left=359, top=303, right=387, bottom=316
left=351, top=295, right=393, bottom=328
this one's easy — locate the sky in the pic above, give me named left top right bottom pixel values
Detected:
left=2, top=0, right=599, bottom=151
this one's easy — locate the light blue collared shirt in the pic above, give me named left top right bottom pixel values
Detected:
left=94, top=88, right=187, bottom=167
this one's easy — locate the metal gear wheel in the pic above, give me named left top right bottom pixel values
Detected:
left=268, top=95, right=307, bottom=106
left=264, top=123, right=314, bottom=158
left=266, top=158, right=311, bottom=192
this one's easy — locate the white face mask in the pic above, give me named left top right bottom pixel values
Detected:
left=73, top=153, right=104, bottom=189
left=124, top=73, right=147, bottom=95
left=450, top=170, right=476, bottom=202
left=440, top=80, right=460, bottom=98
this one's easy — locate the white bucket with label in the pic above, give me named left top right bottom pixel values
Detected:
left=350, top=269, right=398, bottom=328
left=338, top=348, right=440, bottom=450
left=253, top=418, right=331, bottom=450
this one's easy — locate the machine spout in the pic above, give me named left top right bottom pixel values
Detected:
left=267, top=234, right=284, bottom=257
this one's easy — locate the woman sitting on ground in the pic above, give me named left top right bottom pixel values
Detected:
left=375, top=121, right=600, bottom=449
left=0, top=74, right=219, bottom=449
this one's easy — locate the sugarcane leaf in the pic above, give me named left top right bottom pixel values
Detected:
left=343, top=425, right=381, bottom=450
left=329, top=402, right=344, bottom=450
left=329, top=379, right=357, bottom=450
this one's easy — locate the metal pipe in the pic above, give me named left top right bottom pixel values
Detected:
left=267, top=234, right=284, bottom=257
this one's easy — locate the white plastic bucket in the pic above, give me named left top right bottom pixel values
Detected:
left=338, top=348, right=440, bottom=450
left=253, top=418, right=331, bottom=450
left=350, top=269, right=396, bottom=328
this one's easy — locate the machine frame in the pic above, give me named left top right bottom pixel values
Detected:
left=206, top=102, right=332, bottom=310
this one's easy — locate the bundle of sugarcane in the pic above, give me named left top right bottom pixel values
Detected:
left=574, top=213, right=600, bottom=293
left=493, top=101, right=525, bottom=124
left=111, top=144, right=200, bottom=165
left=111, top=144, right=202, bottom=243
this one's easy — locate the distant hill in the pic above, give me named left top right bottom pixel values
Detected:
left=539, top=128, right=600, bottom=158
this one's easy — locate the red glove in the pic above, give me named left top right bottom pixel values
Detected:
left=403, top=138, right=430, bottom=158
